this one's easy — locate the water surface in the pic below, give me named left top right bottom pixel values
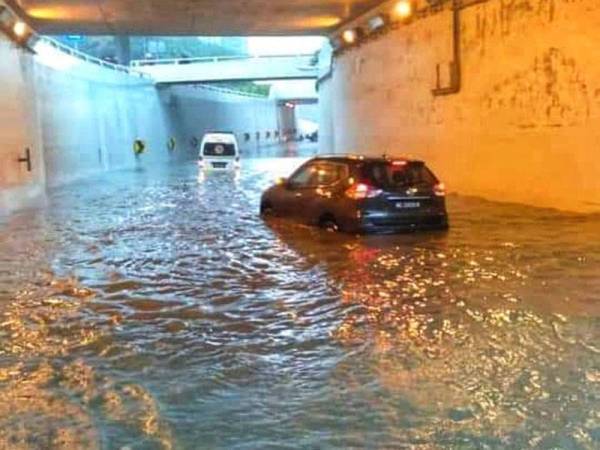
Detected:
left=1, top=155, right=599, bottom=449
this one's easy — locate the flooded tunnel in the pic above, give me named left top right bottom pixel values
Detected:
left=1, top=0, right=600, bottom=449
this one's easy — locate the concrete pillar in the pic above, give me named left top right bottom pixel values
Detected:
left=277, top=104, right=296, bottom=141
left=115, top=35, right=131, bottom=66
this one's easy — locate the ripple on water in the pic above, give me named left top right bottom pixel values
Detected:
left=0, top=158, right=599, bottom=448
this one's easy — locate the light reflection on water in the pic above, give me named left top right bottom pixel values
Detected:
left=0, top=154, right=599, bottom=449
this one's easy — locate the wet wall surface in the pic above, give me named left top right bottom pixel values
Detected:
left=322, top=0, right=600, bottom=212
left=1, top=148, right=599, bottom=449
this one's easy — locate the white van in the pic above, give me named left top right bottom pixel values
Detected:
left=198, top=132, right=240, bottom=171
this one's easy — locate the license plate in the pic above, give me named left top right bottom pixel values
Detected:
left=396, top=201, right=420, bottom=209
left=212, top=162, right=227, bottom=168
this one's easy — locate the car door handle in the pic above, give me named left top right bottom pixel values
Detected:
left=295, top=193, right=303, bottom=198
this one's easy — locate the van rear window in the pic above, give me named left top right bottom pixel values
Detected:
left=203, top=143, right=236, bottom=156
left=364, top=161, right=438, bottom=188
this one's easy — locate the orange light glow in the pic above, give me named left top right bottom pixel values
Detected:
left=27, top=6, right=97, bottom=20
left=27, top=7, right=67, bottom=19
left=290, top=15, right=342, bottom=29
left=434, top=182, right=446, bottom=196
left=392, top=1, right=413, bottom=20
left=27, top=8, right=52, bottom=19
left=345, top=182, right=382, bottom=200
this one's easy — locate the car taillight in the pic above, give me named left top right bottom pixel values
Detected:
left=434, top=182, right=446, bottom=197
left=345, top=182, right=382, bottom=200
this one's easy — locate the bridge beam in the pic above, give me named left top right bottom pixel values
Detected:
left=132, top=55, right=319, bottom=84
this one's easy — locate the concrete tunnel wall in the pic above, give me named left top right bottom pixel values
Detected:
left=0, top=34, right=281, bottom=214
left=0, top=34, right=45, bottom=212
left=0, top=33, right=180, bottom=213
left=35, top=57, right=177, bottom=189
left=320, top=0, right=600, bottom=212
left=164, top=85, right=281, bottom=155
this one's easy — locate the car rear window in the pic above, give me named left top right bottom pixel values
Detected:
left=363, top=161, right=438, bottom=188
left=203, top=143, right=236, bottom=156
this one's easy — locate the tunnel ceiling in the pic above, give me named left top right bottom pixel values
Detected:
left=7, top=0, right=387, bottom=35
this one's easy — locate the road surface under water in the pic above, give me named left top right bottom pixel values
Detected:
left=1, top=152, right=599, bottom=449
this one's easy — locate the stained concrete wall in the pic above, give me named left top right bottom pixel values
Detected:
left=323, top=0, right=600, bottom=212
left=0, top=35, right=45, bottom=212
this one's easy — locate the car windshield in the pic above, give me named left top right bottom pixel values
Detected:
left=364, top=161, right=438, bottom=188
left=203, top=142, right=236, bottom=157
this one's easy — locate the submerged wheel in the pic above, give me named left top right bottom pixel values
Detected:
left=260, top=202, right=274, bottom=216
left=319, top=215, right=340, bottom=232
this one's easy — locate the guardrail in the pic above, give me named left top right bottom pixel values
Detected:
left=36, top=36, right=150, bottom=79
left=130, top=53, right=318, bottom=68
left=33, top=39, right=289, bottom=97
left=1, top=0, right=150, bottom=78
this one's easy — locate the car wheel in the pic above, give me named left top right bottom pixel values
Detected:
left=260, top=202, right=274, bottom=216
left=319, top=216, right=340, bottom=232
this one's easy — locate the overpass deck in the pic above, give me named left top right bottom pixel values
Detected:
left=130, top=54, right=319, bottom=84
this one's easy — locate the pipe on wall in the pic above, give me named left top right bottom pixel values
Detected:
left=432, top=0, right=462, bottom=96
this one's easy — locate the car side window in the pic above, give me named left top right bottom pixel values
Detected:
left=315, top=163, right=347, bottom=186
left=288, top=163, right=319, bottom=188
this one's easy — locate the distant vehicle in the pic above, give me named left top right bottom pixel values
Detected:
left=260, top=154, right=448, bottom=234
left=297, top=119, right=318, bottom=142
left=198, top=131, right=240, bottom=171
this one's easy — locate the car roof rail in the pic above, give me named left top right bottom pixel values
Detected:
left=316, top=154, right=426, bottom=166
left=314, top=153, right=366, bottom=159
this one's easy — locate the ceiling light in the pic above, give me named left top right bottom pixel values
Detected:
left=13, top=20, right=27, bottom=37
left=367, top=15, right=387, bottom=32
left=342, top=29, right=357, bottom=45
left=392, top=1, right=413, bottom=21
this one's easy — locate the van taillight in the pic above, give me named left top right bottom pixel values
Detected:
left=235, top=156, right=240, bottom=162
left=345, top=182, right=382, bottom=200
left=434, top=182, right=446, bottom=197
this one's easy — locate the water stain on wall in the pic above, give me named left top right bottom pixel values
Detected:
left=482, top=47, right=590, bottom=128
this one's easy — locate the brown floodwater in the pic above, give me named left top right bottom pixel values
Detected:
left=1, top=154, right=599, bottom=449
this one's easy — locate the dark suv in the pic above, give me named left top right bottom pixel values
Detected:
left=260, top=155, right=448, bottom=234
